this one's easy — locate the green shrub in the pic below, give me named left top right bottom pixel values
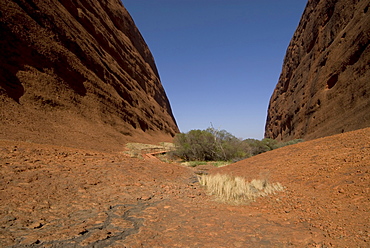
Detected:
left=276, top=139, right=304, bottom=148
left=172, top=127, right=250, bottom=162
left=171, top=129, right=216, bottom=161
left=244, top=138, right=304, bottom=156
left=244, top=138, right=275, bottom=156
left=171, top=127, right=304, bottom=163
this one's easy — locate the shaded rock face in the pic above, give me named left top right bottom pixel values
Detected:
left=0, top=0, right=178, bottom=150
left=265, top=0, right=370, bottom=141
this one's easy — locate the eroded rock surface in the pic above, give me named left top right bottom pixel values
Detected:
left=1, top=128, right=369, bottom=247
left=265, top=0, right=370, bottom=141
left=0, top=0, right=178, bottom=151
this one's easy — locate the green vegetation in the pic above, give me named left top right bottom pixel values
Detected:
left=198, top=173, right=284, bottom=204
left=171, top=127, right=249, bottom=162
left=244, top=138, right=303, bottom=155
left=180, top=160, right=231, bottom=168
left=171, top=127, right=303, bottom=164
left=123, top=129, right=303, bottom=166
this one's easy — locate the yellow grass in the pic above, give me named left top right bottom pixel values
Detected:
left=198, top=173, right=284, bottom=204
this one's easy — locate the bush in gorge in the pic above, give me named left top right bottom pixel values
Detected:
left=172, top=127, right=249, bottom=162
left=171, top=127, right=304, bottom=162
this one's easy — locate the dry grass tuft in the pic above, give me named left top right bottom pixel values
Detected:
left=198, top=173, right=284, bottom=204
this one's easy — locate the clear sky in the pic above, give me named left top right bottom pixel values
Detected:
left=122, top=0, right=307, bottom=140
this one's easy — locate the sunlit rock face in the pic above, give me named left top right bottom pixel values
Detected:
left=0, top=0, right=178, bottom=150
left=265, top=0, right=370, bottom=141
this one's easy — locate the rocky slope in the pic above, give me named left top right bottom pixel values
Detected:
left=265, top=0, right=370, bottom=141
left=0, top=0, right=178, bottom=151
left=1, top=127, right=369, bottom=247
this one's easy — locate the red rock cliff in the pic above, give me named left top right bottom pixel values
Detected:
left=0, top=0, right=179, bottom=151
left=265, top=0, right=370, bottom=141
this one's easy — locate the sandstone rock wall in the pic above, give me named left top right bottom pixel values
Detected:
left=0, top=0, right=178, bottom=151
left=265, top=0, right=370, bottom=141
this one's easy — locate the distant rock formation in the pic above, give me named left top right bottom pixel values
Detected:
left=265, top=0, right=370, bottom=141
left=0, top=0, right=178, bottom=150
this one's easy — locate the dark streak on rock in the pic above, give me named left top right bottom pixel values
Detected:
left=12, top=202, right=157, bottom=248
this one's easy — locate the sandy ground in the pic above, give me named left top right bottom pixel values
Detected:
left=0, top=128, right=369, bottom=247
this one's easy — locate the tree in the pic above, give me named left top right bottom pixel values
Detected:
left=172, top=127, right=250, bottom=161
left=172, top=128, right=304, bottom=162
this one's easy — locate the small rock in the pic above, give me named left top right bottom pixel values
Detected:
left=30, top=222, right=43, bottom=229
left=139, top=196, right=152, bottom=201
left=79, top=229, right=89, bottom=235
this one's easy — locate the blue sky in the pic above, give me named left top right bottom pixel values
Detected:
left=122, top=0, right=307, bottom=140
